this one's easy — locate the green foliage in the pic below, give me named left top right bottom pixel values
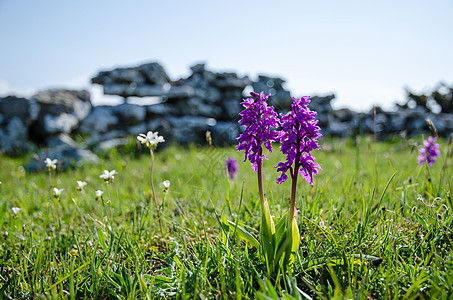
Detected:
left=0, top=136, right=452, bottom=298
left=402, top=82, right=453, bottom=113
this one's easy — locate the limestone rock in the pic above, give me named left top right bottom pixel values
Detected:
left=78, top=106, right=118, bottom=134
left=30, top=89, right=92, bottom=143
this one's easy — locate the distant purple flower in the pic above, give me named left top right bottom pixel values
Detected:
left=418, top=136, right=440, bottom=167
left=236, top=92, right=280, bottom=171
left=275, top=96, right=322, bottom=185
left=225, top=157, right=239, bottom=180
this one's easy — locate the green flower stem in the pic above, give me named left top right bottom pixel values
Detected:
left=257, top=164, right=264, bottom=207
left=106, top=182, right=113, bottom=224
left=257, top=152, right=264, bottom=208
left=45, top=170, right=54, bottom=229
left=150, top=149, right=164, bottom=238
left=149, top=149, right=156, bottom=206
left=289, top=172, right=298, bottom=224
left=48, top=170, right=52, bottom=203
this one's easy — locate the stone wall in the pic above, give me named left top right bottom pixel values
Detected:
left=0, top=61, right=452, bottom=169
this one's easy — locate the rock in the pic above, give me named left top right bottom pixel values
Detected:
left=0, top=96, right=34, bottom=122
left=92, top=62, right=173, bottom=98
left=78, top=106, right=118, bottom=134
left=147, top=98, right=222, bottom=118
left=126, top=123, right=148, bottom=135
left=43, top=113, right=79, bottom=134
left=0, top=96, right=35, bottom=154
left=310, top=94, right=335, bottom=127
left=46, top=134, right=80, bottom=148
left=26, top=145, right=99, bottom=172
left=209, top=121, right=240, bottom=146
left=185, top=98, right=222, bottom=118
left=92, top=62, right=171, bottom=86
left=0, top=117, right=31, bottom=155
left=102, top=83, right=196, bottom=99
left=327, top=121, right=354, bottom=137
left=83, top=130, right=126, bottom=149
left=102, top=83, right=143, bottom=97
left=213, top=72, right=251, bottom=90
left=364, top=113, right=388, bottom=133
left=253, top=75, right=286, bottom=91
left=146, top=103, right=176, bottom=116
left=167, top=116, right=210, bottom=144
left=164, top=86, right=197, bottom=101
left=110, top=67, right=146, bottom=84
left=332, top=108, right=357, bottom=123
left=93, top=67, right=145, bottom=85
left=178, top=64, right=221, bottom=102
left=310, top=94, right=335, bottom=112
left=139, top=62, right=171, bottom=85
left=431, top=113, right=453, bottom=136
left=30, top=89, right=92, bottom=143
left=112, top=103, right=146, bottom=125
left=221, top=98, right=242, bottom=121
left=97, top=138, right=129, bottom=152
left=33, top=89, right=91, bottom=119
left=391, top=107, right=427, bottom=135
left=387, top=112, right=405, bottom=133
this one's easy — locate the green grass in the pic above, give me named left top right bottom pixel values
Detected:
left=1, top=136, right=452, bottom=299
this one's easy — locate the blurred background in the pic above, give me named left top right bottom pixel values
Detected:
left=1, top=0, right=452, bottom=111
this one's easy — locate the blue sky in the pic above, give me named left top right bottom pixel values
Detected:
left=1, top=0, right=452, bottom=111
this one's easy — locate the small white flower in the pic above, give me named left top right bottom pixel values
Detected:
left=162, top=180, right=170, bottom=190
left=95, top=190, right=104, bottom=200
left=45, top=158, right=58, bottom=171
left=12, top=207, right=21, bottom=215
left=100, top=170, right=118, bottom=183
left=76, top=180, right=87, bottom=191
left=137, top=131, right=165, bottom=150
left=53, top=188, right=64, bottom=198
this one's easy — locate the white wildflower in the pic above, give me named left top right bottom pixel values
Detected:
left=76, top=180, right=87, bottom=191
left=53, top=188, right=64, bottom=198
left=100, top=170, right=118, bottom=183
left=162, top=180, right=170, bottom=191
left=45, top=158, right=58, bottom=171
left=95, top=190, right=104, bottom=200
left=137, top=131, right=165, bottom=150
left=12, top=207, right=21, bottom=215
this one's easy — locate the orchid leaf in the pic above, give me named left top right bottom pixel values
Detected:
left=223, top=219, right=260, bottom=249
left=260, top=199, right=276, bottom=275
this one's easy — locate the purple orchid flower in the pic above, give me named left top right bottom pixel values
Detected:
left=418, top=136, right=440, bottom=167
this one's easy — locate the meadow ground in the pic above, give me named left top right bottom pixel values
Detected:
left=0, top=136, right=452, bottom=299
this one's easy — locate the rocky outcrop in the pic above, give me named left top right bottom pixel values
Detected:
left=88, top=62, right=256, bottom=144
left=29, top=89, right=92, bottom=143
left=0, top=91, right=97, bottom=166
left=0, top=96, right=36, bottom=155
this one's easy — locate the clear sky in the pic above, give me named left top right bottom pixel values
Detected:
left=1, top=0, right=452, bottom=111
